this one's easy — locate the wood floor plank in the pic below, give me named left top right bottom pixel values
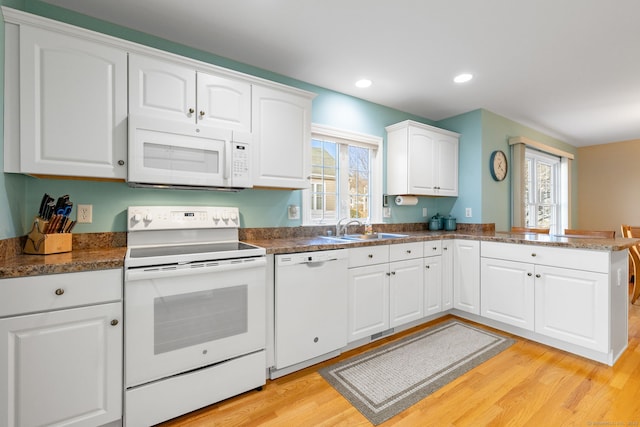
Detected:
left=160, top=304, right=640, bottom=426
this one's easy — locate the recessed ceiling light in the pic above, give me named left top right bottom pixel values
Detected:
left=454, top=73, right=473, bottom=83
left=355, top=79, right=372, bottom=88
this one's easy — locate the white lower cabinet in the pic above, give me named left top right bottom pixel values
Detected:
left=0, top=269, right=123, bottom=427
left=481, top=257, right=535, bottom=330
left=534, top=265, right=608, bottom=352
left=453, top=240, right=480, bottom=314
left=389, top=258, right=424, bottom=327
left=441, top=240, right=454, bottom=310
left=347, top=242, right=424, bottom=342
left=480, top=241, right=627, bottom=363
left=423, top=240, right=443, bottom=316
left=348, top=263, right=390, bottom=342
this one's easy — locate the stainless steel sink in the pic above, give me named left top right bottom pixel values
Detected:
left=342, top=233, right=408, bottom=240
left=316, top=235, right=353, bottom=242
left=317, top=232, right=408, bottom=242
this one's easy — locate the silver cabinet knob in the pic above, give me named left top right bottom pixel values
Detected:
left=118, top=160, right=125, bottom=166
left=54, top=288, right=64, bottom=296
left=536, top=274, right=541, bottom=278
left=527, top=272, right=532, bottom=276
left=110, top=319, right=119, bottom=326
left=199, top=110, right=205, bottom=117
left=368, top=254, right=373, bottom=258
left=531, top=253, right=537, bottom=257
left=188, top=108, right=195, bottom=114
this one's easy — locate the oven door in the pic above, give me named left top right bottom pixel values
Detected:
left=128, top=115, right=232, bottom=188
left=124, top=257, right=266, bottom=388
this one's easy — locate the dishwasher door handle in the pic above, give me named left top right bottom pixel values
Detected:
left=303, top=259, right=338, bottom=267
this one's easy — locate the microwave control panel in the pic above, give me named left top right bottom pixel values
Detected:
left=231, top=142, right=251, bottom=188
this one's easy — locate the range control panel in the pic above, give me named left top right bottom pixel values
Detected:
left=127, top=206, right=240, bottom=231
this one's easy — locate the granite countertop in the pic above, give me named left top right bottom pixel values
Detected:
left=246, top=230, right=639, bottom=255
left=1, top=229, right=637, bottom=279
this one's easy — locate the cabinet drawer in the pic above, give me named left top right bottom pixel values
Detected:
left=481, top=242, right=608, bottom=273
left=0, top=269, right=122, bottom=317
left=348, top=245, right=389, bottom=268
left=390, top=242, right=423, bottom=262
left=423, top=240, right=442, bottom=257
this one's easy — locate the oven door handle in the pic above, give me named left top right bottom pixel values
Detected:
left=125, top=257, right=266, bottom=281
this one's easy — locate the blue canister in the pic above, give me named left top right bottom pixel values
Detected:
left=429, top=214, right=442, bottom=230
left=444, top=215, right=457, bottom=231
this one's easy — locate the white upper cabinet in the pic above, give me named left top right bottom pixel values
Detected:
left=128, top=54, right=252, bottom=133
left=252, top=85, right=313, bottom=189
left=16, top=25, right=128, bottom=179
left=386, top=120, right=459, bottom=196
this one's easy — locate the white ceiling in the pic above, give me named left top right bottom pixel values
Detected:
left=41, top=0, right=640, bottom=146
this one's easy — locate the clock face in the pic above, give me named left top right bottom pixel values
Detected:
left=490, top=150, right=508, bottom=181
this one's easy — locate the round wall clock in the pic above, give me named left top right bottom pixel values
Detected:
left=489, top=150, right=508, bottom=181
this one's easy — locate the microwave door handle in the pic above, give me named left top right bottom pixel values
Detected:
left=224, top=140, right=232, bottom=181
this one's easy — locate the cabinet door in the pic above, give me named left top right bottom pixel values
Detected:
left=453, top=240, right=480, bottom=314
left=389, top=258, right=424, bottom=327
left=535, top=265, right=608, bottom=352
left=435, top=134, right=458, bottom=196
left=423, top=255, right=443, bottom=316
left=129, top=54, right=196, bottom=122
left=441, top=241, right=454, bottom=310
left=481, top=258, right=534, bottom=330
left=20, top=26, right=127, bottom=178
left=197, top=72, right=251, bottom=132
left=0, top=303, right=122, bottom=427
left=252, top=85, right=311, bottom=188
left=407, top=126, right=438, bottom=194
left=347, top=264, right=390, bottom=342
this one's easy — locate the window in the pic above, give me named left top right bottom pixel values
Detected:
left=304, top=125, right=382, bottom=225
left=524, top=148, right=560, bottom=230
left=510, top=136, right=572, bottom=235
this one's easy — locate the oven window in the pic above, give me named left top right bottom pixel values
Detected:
left=153, top=285, right=248, bottom=354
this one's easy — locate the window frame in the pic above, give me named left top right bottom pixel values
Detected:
left=303, top=124, right=382, bottom=225
left=524, top=148, right=560, bottom=232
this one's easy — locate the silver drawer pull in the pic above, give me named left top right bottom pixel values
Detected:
left=531, top=253, right=537, bottom=257
left=406, top=250, right=412, bottom=254
left=110, top=319, right=119, bottom=326
left=426, top=265, right=430, bottom=269
left=54, top=288, right=64, bottom=296
left=368, top=254, right=373, bottom=258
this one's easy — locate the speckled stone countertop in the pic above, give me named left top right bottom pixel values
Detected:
left=1, top=225, right=638, bottom=279
left=0, top=233, right=126, bottom=279
left=245, top=229, right=639, bottom=255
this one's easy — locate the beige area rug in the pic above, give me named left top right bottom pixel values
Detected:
left=319, top=320, right=514, bottom=425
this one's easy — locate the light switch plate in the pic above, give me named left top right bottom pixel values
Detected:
left=287, top=205, right=300, bottom=220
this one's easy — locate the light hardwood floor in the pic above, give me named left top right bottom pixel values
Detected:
left=161, top=303, right=640, bottom=426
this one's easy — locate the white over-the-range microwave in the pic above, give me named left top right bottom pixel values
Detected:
left=127, top=115, right=252, bottom=191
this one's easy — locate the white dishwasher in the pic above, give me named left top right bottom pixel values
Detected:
left=274, top=249, right=348, bottom=373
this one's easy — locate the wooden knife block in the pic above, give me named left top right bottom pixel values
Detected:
left=23, top=217, right=72, bottom=255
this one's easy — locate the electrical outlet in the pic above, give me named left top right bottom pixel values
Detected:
left=422, top=208, right=428, bottom=217
left=77, top=204, right=93, bottom=223
left=383, top=207, right=391, bottom=218
left=287, top=204, right=300, bottom=220
left=465, top=208, right=472, bottom=218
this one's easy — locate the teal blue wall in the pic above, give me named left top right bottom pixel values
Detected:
left=0, top=1, right=577, bottom=238
left=436, top=110, right=483, bottom=224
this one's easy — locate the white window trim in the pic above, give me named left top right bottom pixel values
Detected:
left=303, top=124, right=383, bottom=225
